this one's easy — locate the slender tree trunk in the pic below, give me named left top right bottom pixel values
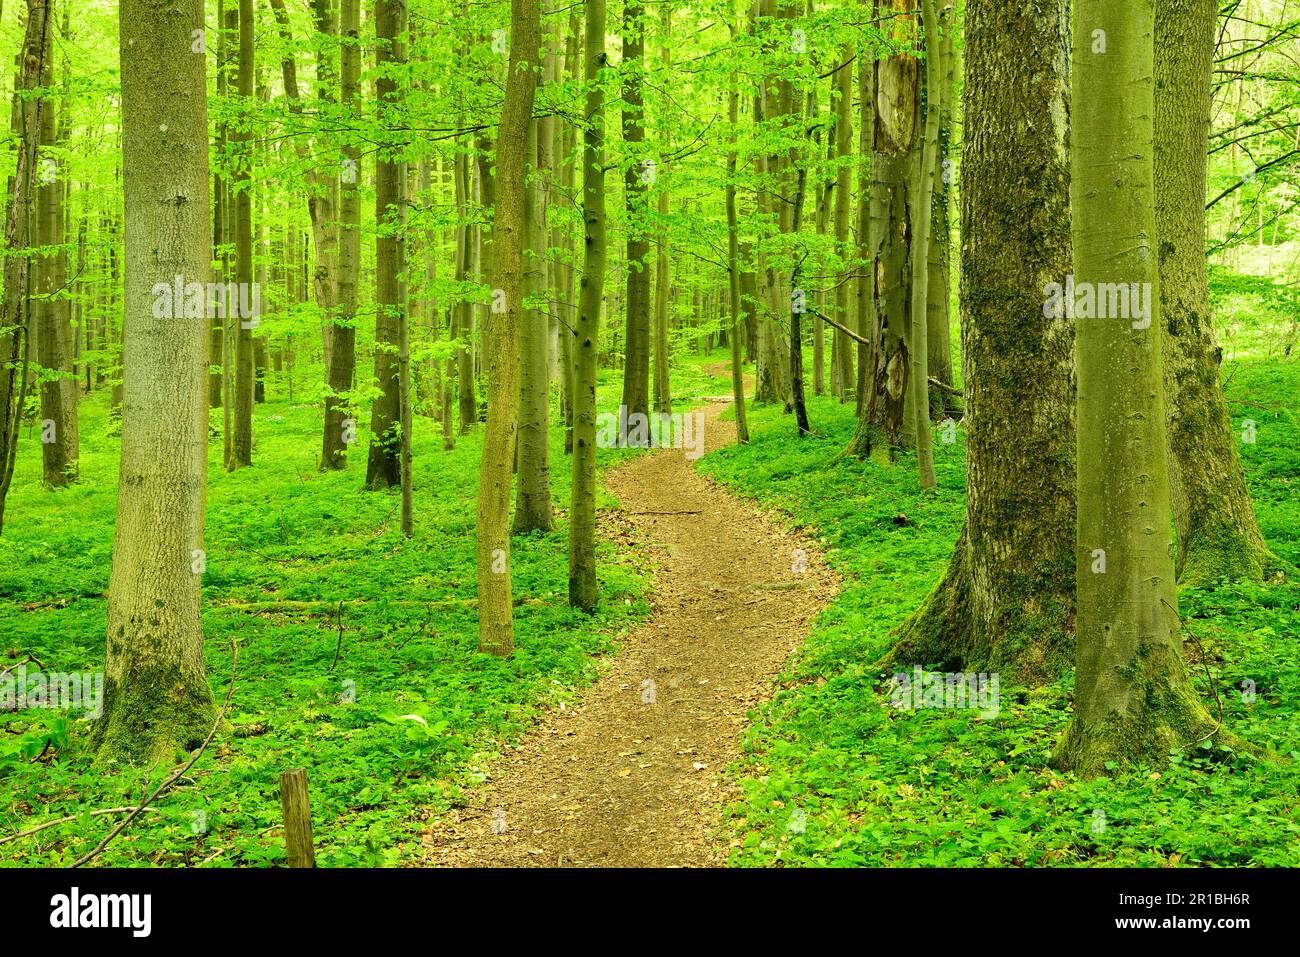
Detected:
left=367, top=0, right=406, bottom=491
left=726, top=84, right=750, bottom=445
left=373, top=0, right=412, bottom=530
left=323, top=0, right=359, bottom=470
left=885, top=0, right=1076, bottom=685
left=96, top=0, right=217, bottom=763
left=568, top=0, right=606, bottom=611
left=1155, top=0, right=1276, bottom=585
left=477, top=0, right=541, bottom=653
left=849, top=0, right=917, bottom=460
left=925, top=9, right=955, bottom=407
left=651, top=4, right=673, bottom=416
left=512, top=64, right=553, bottom=532
left=831, top=43, right=854, bottom=404
left=0, top=0, right=51, bottom=536
left=619, top=0, right=650, bottom=438
left=228, top=0, right=255, bottom=469
left=1055, top=0, right=1218, bottom=775
left=906, top=0, right=940, bottom=490
left=35, top=1, right=77, bottom=487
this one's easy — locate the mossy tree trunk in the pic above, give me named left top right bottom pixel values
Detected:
left=477, top=0, right=541, bottom=653
left=1154, top=0, right=1275, bottom=586
left=1055, top=0, right=1219, bottom=775
left=97, top=0, right=217, bottom=764
left=886, top=0, right=1076, bottom=685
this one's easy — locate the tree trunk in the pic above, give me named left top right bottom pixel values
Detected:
left=925, top=11, right=955, bottom=409
left=228, top=0, right=255, bottom=470
left=477, top=0, right=541, bottom=653
left=885, top=0, right=1076, bottom=685
left=366, top=0, right=405, bottom=491
left=96, top=0, right=217, bottom=764
left=35, top=1, right=77, bottom=487
left=726, top=83, right=750, bottom=444
left=568, top=0, right=606, bottom=611
left=906, top=0, right=940, bottom=489
left=322, top=0, right=359, bottom=471
left=1055, top=0, right=1218, bottom=775
left=512, top=70, right=553, bottom=532
left=1155, top=0, right=1276, bottom=585
left=620, top=0, right=651, bottom=439
left=0, top=0, right=52, bottom=536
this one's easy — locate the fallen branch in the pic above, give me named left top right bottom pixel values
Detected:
left=0, top=807, right=160, bottom=847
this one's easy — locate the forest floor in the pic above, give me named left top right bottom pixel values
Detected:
left=416, top=399, right=838, bottom=866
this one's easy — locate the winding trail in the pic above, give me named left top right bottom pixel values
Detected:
left=418, top=395, right=838, bottom=867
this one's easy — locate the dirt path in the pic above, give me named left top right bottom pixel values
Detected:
left=417, top=397, right=838, bottom=867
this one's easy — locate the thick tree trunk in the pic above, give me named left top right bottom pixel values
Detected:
left=568, top=0, right=606, bottom=611
left=886, top=0, right=1076, bottom=684
left=477, top=0, right=541, bottom=653
left=96, top=0, right=217, bottom=764
left=1155, top=0, right=1275, bottom=586
left=1055, top=0, right=1217, bottom=775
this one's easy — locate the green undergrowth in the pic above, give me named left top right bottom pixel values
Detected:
left=0, top=356, right=720, bottom=866
left=693, top=349, right=1300, bottom=867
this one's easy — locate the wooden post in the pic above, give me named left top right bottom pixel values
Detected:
left=279, top=768, right=316, bottom=867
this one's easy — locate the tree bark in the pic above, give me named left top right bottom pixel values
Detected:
left=619, top=0, right=651, bottom=438
left=512, top=59, right=553, bottom=532
left=366, top=0, right=406, bottom=492
left=477, top=0, right=541, bottom=653
left=885, top=0, right=1076, bottom=684
left=96, top=0, right=217, bottom=763
left=0, top=0, right=52, bottom=536
left=228, top=0, right=255, bottom=470
left=568, top=0, right=606, bottom=611
left=35, top=0, right=77, bottom=487
left=1155, top=0, right=1276, bottom=585
left=1055, top=0, right=1217, bottom=775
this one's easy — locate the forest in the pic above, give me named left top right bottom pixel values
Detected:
left=0, top=0, right=1297, bottom=876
